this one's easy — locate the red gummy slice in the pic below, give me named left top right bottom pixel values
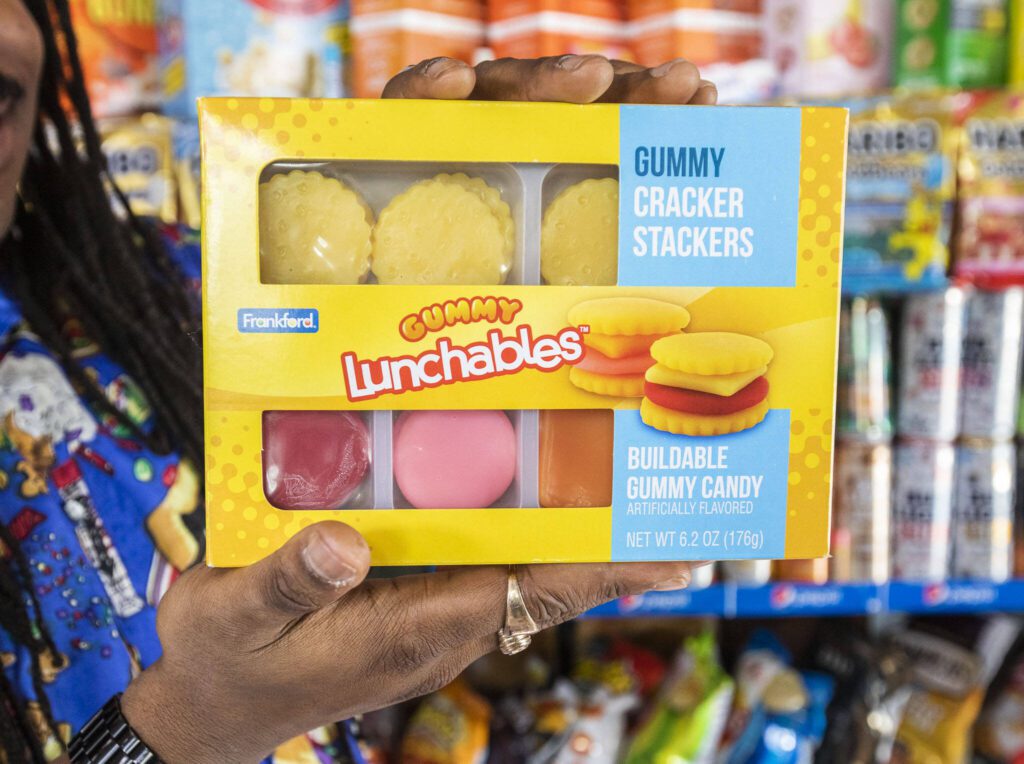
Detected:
left=644, top=377, right=769, bottom=416
left=575, top=346, right=656, bottom=376
left=263, top=411, right=371, bottom=509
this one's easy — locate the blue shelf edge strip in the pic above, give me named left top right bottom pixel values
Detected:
left=585, top=580, right=1024, bottom=618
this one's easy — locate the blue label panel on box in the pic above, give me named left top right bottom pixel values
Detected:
left=610, top=409, right=790, bottom=562
left=617, top=105, right=801, bottom=288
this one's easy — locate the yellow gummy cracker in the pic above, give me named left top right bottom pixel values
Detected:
left=584, top=332, right=671, bottom=359
left=259, top=170, right=374, bottom=285
left=645, top=364, right=768, bottom=397
left=651, top=332, right=773, bottom=376
left=568, top=297, right=690, bottom=336
left=569, top=367, right=645, bottom=398
left=372, top=178, right=511, bottom=285
left=541, top=178, right=618, bottom=286
left=435, top=173, right=515, bottom=264
left=640, top=398, right=770, bottom=436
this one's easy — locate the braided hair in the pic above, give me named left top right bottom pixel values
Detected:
left=0, top=1, right=204, bottom=759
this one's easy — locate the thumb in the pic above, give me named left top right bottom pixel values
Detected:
left=235, top=521, right=371, bottom=626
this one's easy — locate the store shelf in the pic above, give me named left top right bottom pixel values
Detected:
left=588, top=585, right=730, bottom=617
left=734, top=582, right=884, bottom=617
left=888, top=580, right=1024, bottom=614
left=585, top=580, right=1024, bottom=618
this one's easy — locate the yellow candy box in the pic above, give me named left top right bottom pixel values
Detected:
left=200, top=97, right=847, bottom=567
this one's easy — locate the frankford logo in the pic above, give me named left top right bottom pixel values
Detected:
left=238, top=308, right=319, bottom=333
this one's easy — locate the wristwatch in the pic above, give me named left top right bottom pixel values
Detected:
left=69, top=694, right=163, bottom=763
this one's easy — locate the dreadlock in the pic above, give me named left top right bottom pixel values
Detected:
left=0, top=1, right=204, bottom=760
left=0, top=523, right=61, bottom=764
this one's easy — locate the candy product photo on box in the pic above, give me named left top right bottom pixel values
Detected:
left=199, top=98, right=847, bottom=567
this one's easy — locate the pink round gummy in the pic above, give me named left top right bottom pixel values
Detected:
left=263, top=411, right=371, bottom=509
left=393, top=410, right=517, bottom=509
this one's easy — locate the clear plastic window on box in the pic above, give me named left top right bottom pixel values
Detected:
left=257, top=160, right=618, bottom=510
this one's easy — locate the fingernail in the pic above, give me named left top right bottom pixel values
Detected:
left=696, top=83, right=717, bottom=102
left=303, top=536, right=359, bottom=587
left=651, top=58, right=685, bottom=77
left=555, top=54, right=595, bottom=71
left=424, top=57, right=460, bottom=78
left=652, top=572, right=691, bottom=591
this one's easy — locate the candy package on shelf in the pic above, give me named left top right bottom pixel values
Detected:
left=401, top=681, right=491, bottom=764
left=893, top=0, right=949, bottom=88
left=158, top=0, right=348, bottom=118
left=70, top=0, right=160, bottom=118
left=489, top=0, right=629, bottom=62
left=722, top=669, right=833, bottom=763
left=1012, top=0, right=1024, bottom=86
left=842, top=92, right=959, bottom=294
left=627, top=0, right=762, bottom=70
left=717, top=631, right=791, bottom=760
left=894, top=0, right=1011, bottom=89
left=623, top=0, right=774, bottom=106
left=733, top=670, right=833, bottom=764
left=955, top=91, right=1024, bottom=288
left=975, top=637, right=1024, bottom=764
left=944, top=0, right=1011, bottom=89
left=350, top=0, right=485, bottom=98
left=764, top=0, right=893, bottom=98
left=488, top=696, right=539, bottom=764
left=198, top=97, right=846, bottom=567
left=100, top=113, right=178, bottom=224
left=173, top=119, right=201, bottom=230
left=810, top=633, right=914, bottom=764
left=530, top=682, right=637, bottom=764
left=573, top=638, right=668, bottom=700
left=891, top=619, right=1021, bottom=764
left=624, top=633, right=733, bottom=764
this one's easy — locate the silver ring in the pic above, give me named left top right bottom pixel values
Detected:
left=497, top=565, right=538, bottom=656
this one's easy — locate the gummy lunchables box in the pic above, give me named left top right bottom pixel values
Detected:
left=199, top=98, right=847, bottom=567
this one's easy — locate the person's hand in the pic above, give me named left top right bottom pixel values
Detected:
left=382, top=55, right=718, bottom=105
left=123, top=522, right=694, bottom=763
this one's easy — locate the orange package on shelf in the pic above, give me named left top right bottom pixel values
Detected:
left=69, top=0, right=160, bottom=118
left=350, top=0, right=485, bottom=98
left=488, top=0, right=630, bottom=60
left=627, top=0, right=762, bottom=68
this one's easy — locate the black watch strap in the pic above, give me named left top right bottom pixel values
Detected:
left=69, top=694, right=163, bottom=764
